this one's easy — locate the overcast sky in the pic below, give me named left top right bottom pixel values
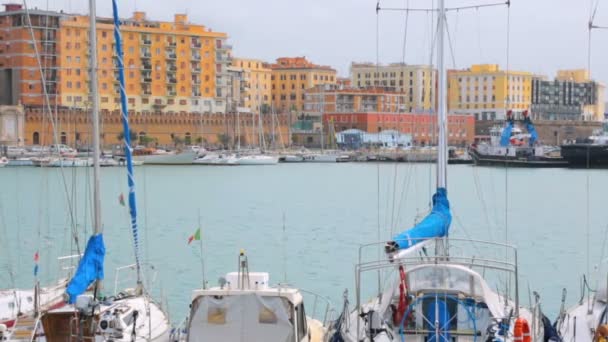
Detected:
left=22, top=0, right=608, bottom=84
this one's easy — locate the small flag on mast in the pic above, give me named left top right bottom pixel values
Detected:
left=34, top=251, right=39, bottom=276
left=188, top=228, right=201, bottom=245
left=118, top=193, right=125, bottom=207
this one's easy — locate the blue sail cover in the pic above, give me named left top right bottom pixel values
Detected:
left=500, top=121, right=514, bottom=147
left=66, top=234, right=105, bottom=303
left=391, top=188, right=452, bottom=250
left=524, top=117, right=538, bottom=147
left=112, top=0, right=142, bottom=276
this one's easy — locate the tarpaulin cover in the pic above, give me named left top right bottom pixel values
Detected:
left=66, top=234, right=105, bottom=303
left=500, top=121, right=514, bottom=147
left=524, top=117, right=538, bottom=147
left=391, top=188, right=451, bottom=250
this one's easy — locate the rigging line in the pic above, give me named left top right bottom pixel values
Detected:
left=444, top=13, right=457, bottom=69
left=400, top=0, right=410, bottom=63
left=22, top=0, right=81, bottom=256
left=504, top=0, right=511, bottom=283
left=378, top=1, right=508, bottom=13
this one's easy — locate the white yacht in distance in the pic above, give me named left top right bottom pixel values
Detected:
left=173, top=251, right=332, bottom=342
left=235, top=154, right=279, bottom=165
left=193, top=152, right=238, bottom=165
left=0, top=157, right=7, bottom=167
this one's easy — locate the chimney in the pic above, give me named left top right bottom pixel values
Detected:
left=133, top=11, right=146, bottom=22
left=174, top=14, right=187, bottom=25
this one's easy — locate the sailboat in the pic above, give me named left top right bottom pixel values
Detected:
left=328, top=1, right=547, bottom=341
left=37, top=1, right=170, bottom=340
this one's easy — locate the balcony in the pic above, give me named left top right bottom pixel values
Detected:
left=191, top=42, right=202, bottom=49
left=167, top=65, right=177, bottom=72
left=192, top=78, right=201, bottom=85
left=140, top=51, right=151, bottom=58
left=167, top=90, right=177, bottom=97
left=191, top=54, right=201, bottom=61
left=142, top=39, right=151, bottom=45
left=142, top=89, right=152, bottom=96
left=167, top=42, right=177, bottom=48
left=192, top=91, right=201, bottom=97
left=141, top=63, right=152, bottom=71
left=141, top=77, right=152, bottom=83
left=192, top=67, right=201, bottom=74
left=167, top=78, right=177, bottom=84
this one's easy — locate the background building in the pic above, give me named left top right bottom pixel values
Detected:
left=448, top=64, right=532, bottom=121
left=267, top=57, right=336, bottom=112
left=231, top=57, right=271, bottom=114
left=531, top=72, right=602, bottom=121
left=300, top=85, right=474, bottom=146
left=350, top=62, right=436, bottom=112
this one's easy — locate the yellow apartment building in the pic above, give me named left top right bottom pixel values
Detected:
left=231, top=57, right=271, bottom=113
left=267, top=57, right=337, bottom=112
left=350, top=63, right=436, bottom=112
left=58, top=11, right=231, bottom=114
left=448, top=64, right=532, bottom=121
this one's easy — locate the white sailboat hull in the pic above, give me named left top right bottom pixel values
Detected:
left=136, top=150, right=197, bottom=165
left=47, top=158, right=93, bottom=167
left=193, top=153, right=238, bottom=165
left=0, top=279, right=67, bottom=328
left=235, top=155, right=279, bottom=165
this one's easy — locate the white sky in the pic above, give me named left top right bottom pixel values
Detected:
left=20, top=0, right=608, bottom=84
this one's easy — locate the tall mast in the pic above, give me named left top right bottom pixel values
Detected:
left=89, top=0, right=101, bottom=235
left=436, top=0, right=447, bottom=189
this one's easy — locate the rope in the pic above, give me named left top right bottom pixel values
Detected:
left=22, top=0, right=82, bottom=257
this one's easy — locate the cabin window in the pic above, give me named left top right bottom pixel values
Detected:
left=207, top=307, right=226, bottom=324
left=296, top=303, right=307, bottom=341
left=259, top=307, right=278, bottom=324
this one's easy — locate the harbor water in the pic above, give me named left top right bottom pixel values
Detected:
left=0, top=163, right=605, bottom=323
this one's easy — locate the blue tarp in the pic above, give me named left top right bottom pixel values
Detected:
left=391, top=188, right=452, bottom=250
left=500, top=121, right=514, bottom=147
left=66, top=234, right=105, bottom=303
left=524, top=117, right=538, bottom=147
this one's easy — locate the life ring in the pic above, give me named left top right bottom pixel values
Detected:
left=594, top=324, right=608, bottom=342
left=514, top=317, right=531, bottom=342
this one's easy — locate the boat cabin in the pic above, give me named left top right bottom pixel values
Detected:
left=186, top=272, right=315, bottom=342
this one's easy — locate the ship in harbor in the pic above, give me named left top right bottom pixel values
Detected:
left=468, top=110, right=568, bottom=167
left=560, top=123, right=608, bottom=168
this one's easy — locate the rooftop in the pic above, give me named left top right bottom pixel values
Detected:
left=266, top=57, right=335, bottom=72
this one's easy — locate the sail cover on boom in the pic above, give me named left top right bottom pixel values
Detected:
left=524, top=116, right=538, bottom=147
left=500, top=120, right=514, bottom=147
left=386, top=188, right=451, bottom=252
left=66, top=234, right=105, bottom=303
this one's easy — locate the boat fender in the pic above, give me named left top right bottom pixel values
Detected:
left=595, top=324, right=608, bottom=342
left=514, top=317, right=531, bottom=342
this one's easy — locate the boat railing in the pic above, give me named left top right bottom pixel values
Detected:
left=113, top=262, right=159, bottom=297
left=298, top=288, right=337, bottom=327
left=354, top=237, right=520, bottom=323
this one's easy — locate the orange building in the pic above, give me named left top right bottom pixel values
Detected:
left=302, top=85, right=474, bottom=145
left=267, top=57, right=336, bottom=112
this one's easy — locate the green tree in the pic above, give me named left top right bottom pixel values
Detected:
left=139, top=135, right=155, bottom=146
left=117, top=129, right=137, bottom=143
left=260, top=103, right=271, bottom=115
left=217, top=133, right=230, bottom=148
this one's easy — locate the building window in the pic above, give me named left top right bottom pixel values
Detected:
left=102, top=31, right=107, bottom=38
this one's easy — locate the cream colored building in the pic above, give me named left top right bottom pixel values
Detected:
left=350, top=63, right=436, bottom=113
left=448, top=64, right=532, bottom=121
left=231, top=58, right=272, bottom=113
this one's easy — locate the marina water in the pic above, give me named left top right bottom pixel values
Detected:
left=0, top=163, right=605, bottom=322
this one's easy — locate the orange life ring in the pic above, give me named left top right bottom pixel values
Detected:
left=514, top=317, right=531, bottom=342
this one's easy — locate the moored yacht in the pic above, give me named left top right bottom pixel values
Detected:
left=173, top=251, right=332, bottom=342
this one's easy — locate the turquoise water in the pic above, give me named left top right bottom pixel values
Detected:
left=0, top=163, right=605, bottom=323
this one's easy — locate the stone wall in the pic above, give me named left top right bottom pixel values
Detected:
left=0, top=105, right=25, bottom=145
left=475, top=119, right=603, bottom=145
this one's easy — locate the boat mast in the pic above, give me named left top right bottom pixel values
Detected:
left=89, top=0, right=103, bottom=292
left=89, top=0, right=101, bottom=237
left=436, top=0, right=447, bottom=189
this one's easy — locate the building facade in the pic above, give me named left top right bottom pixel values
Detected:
left=231, top=57, right=271, bottom=113
left=448, top=64, right=532, bottom=121
left=0, top=5, right=232, bottom=114
left=555, top=69, right=605, bottom=121
left=302, top=85, right=474, bottom=145
left=267, top=57, right=336, bottom=112
left=350, top=63, right=436, bottom=112
left=531, top=75, right=600, bottom=121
